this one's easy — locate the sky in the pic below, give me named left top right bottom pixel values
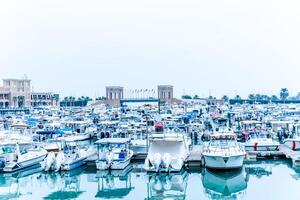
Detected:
left=1, top=0, right=300, bottom=99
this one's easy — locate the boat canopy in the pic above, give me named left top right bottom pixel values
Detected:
left=36, top=130, right=64, bottom=135
left=211, top=134, right=236, bottom=141
left=95, top=138, right=130, bottom=145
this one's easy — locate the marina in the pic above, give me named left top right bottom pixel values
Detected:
left=2, top=0, right=300, bottom=198
left=2, top=98, right=300, bottom=199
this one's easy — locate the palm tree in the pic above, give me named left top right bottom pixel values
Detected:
left=193, top=95, right=200, bottom=99
left=248, top=94, right=255, bottom=100
left=222, top=95, right=229, bottom=102
left=271, top=95, right=279, bottom=102
left=235, top=95, right=242, bottom=100
left=280, top=88, right=289, bottom=102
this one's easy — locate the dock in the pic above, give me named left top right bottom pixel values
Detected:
left=186, top=145, right=204, bottom=167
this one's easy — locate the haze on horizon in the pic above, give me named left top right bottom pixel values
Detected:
left=1, top=0, right=300, bottom=99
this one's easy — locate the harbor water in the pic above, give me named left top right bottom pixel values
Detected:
left=1, top=160, right=300, bottom=200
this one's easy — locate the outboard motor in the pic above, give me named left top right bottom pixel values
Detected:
left=151, top=153, right=162, bottom=172
left=55, top=151, right=65, bottom=172
left=162, top=153, right=172, bottom=172
left=44, top=152, right=56, bottom=171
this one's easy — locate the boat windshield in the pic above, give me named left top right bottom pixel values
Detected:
left=210, top=135, right=237, bottom=147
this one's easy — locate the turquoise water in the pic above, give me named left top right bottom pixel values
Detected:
left=1, top=160, right=300, bottom=200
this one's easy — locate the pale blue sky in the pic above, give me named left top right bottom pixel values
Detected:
left=1, top=0, right=300, bottom=98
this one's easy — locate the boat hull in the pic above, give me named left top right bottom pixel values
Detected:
left=203, top=155, right=244, bottom=170
left=3, top=154, right=47, bottom=172
left=245, top=144, right=279, bottom=151
left=284, top=140, right=300, bottom=151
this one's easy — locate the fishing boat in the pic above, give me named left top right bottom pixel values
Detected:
left=2, top=143, right=48, bottom=172
left=95, top=138, right=133, bottom=170
left=144, top=123, right=190, bottom=172
left=202, top=132, right=245, bottom=170
left=244, top=130, right=280, bottom=151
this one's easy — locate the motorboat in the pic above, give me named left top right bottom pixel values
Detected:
left=202, top=132, right=245, bottom=170
left=47, top=140, right=96, bottom=171
left=144, top=123, right=190, bottom=172
left=244, top=130, right=280, bottom=151
left=95, top=138, right=133, bottom=170
left=2, top=143, right=48, bottom=172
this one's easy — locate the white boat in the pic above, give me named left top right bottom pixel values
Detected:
left=245, top=130, right=280, bottom=151
left=53, top=140, right=96, bottom=171
left=202, top=133, right=245, bottom=170
left=144, top=125, right=190, bottom=172
left=3, top=143, right=48, bottom=172
left=284, top=124, right=300, bottom=151
left=95, top=138, right=133, bottom=170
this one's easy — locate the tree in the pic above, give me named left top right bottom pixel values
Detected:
left=235, top=95, right=242, bottom=100
left=248, top=94, right=255, bottom=100
left=181, top=95, right=192, bottom=99
left=271, top=95, right=279, bottom=102
left=193, top=95, right=200, bottom=99
left=280, top=88, right=289, bottom=101
left=222, top=95, right=229, bottom=102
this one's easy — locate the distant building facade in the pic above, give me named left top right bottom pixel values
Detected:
left=0, top=78, right=59, bottom=108
left=97, top=85, right=179, bottom=106
left=0, top=78, right=31, bottom=107
left=31, top=92, right=60, bottom=107
left=158, top=85, right=173, bottom=100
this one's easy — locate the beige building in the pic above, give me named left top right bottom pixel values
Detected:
left=0, top=78, right=31, bottom=107
left=158, top=85, right=174, bottom=100
left=31, top=92, right=60, bottom=107
left=0, top=78, right=59, bottom=108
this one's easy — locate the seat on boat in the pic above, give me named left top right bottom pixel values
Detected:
left=118, top=152, right=127, bottom=160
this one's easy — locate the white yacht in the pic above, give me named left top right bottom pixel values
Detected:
left=245, top=130, right=280, bottom=151
left=144, top=124, right=190, bottom=172
left=95, top=138, right=133, bottom=170
left=3, top=143, right=48, bottom=172
left=202, top=132, right=245, bottom=169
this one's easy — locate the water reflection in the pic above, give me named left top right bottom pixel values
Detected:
left=87, top=165, right=134, bottom=199
left=43, top=168, right=86, bottom=199
left=1, top=160, right=300, bottom=200
left=0, top=164, right=43, bottom=199
left=145, top=171, right=188, bottom=200
left=202, top=169, right=247, bottom=200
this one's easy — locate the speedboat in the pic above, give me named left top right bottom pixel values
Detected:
left=245, top=130, right=280, bottom=151
left=202, top=132, right=245, bottom=170
left=95, top=138, right=133, bottom=170
left=144, top=123, right=190, bottom=172
left=3, top=143, right=48, bottom=172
